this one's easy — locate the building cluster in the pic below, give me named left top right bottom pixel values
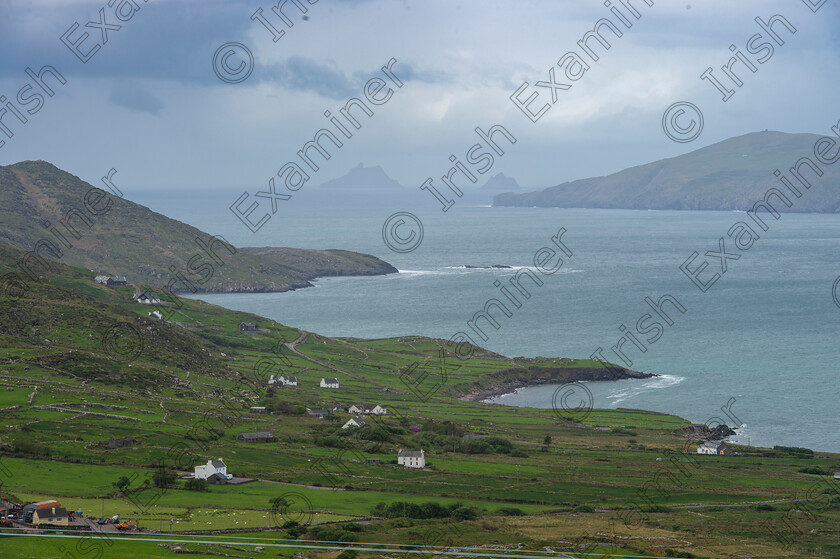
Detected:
left=94, top=275, right=127, bottom=286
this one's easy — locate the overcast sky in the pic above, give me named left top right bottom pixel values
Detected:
left=0, top=0, right=838, bottom=193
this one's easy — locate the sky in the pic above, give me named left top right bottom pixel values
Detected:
left=0, top=0, right=838, bottom=194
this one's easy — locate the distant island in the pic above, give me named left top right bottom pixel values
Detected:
left=0, top=161, right=397, bottom=294
left=494, top=131, right=840, bottom=212
left=319, top=163, right=404, bottom=190
left=480, top=172, right=520, bottom=191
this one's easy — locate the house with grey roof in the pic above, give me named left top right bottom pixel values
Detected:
left=320, top=378, right=339, bottom=388
left=237, top=432, right=277, bottom=443
left=195, top=458, right=227, bottom=480
left=342, top=417, right=368, bottom=430
left=697, top=440, right=728, bottom=455
left=398, top=449, right=425, bottom=468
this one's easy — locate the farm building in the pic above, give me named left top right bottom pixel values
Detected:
left=134, top=291, right=160, bottom=304
left=398, top=449, right=425, bottom=469
left=306, top=408, right=328, bottom=419
left=697, top=441, right=728, bottom=455
left=249, top=406, right=267, bottom=414
left=148, top=311, right=162, bottom=319
left=320, top=378, right=339, bottom=389
left=348, top=404, right=387, bottom=415
left=107, top=276, right=127, bottom=286
left=342, top=417, right=368, bottom=429
left=32, top=506, right=69, bottom=526
left=239, top=322, right=257, bottom=331
left=195, top=458, right=227, bottom=480
left=269, top=375, right=297, bottom=386
left=237, top=432, right=277, bottom=443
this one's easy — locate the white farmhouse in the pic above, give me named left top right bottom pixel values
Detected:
left=342, top=417, right=368, bottom=430
left=398, top=449, right=425, bottom=469
left=270, top=375, right=297, bottom=386
left=349, top=404, right=387, bottom=415
left=134, top=291, right=161, bottom=304
left=195, top=458, right=227, bottom=479
left=320, top=378, right=339, bottom=389
left=697, top=441, right=727, bottom=455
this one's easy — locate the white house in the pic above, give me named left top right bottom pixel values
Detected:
left=320, top=378, right=339, bottom=389
left=348, top=404, right=387, bottom=415
left=269, top=375, right=297, bottom=386
left=398, top=449, right=425, bottom=469
left=195, top=458, right=227, bottom=480
left=834, top=472, right=840, bottom=480
left=148, top=311, right=162, bottom=319
left=697, top=441, right=727, bottom=455
left=94, top=275, right=109, bottom=284
left=135, top=291, right=161, bottom=304
left=342, top=417, right=368, bottom=430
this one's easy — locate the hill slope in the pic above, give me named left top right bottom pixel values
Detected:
left=494, top=131, right=840, bottom=211
left=0, top=161, right=396, bottom=293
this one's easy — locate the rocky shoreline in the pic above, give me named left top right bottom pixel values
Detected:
left=458, top=366, right=657, bottom=402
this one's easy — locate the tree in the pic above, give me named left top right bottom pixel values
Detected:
left=270, top=496, right=290, bottom=510
left=112, top=476, right=131, bottom=493
left=184, top=478, right=208, bottom=491
left=151, top=466, right=177, bottom=488
left=543, top=435, right=552, bottom=447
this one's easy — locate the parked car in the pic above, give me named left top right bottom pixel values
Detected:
left=225, top=474, right=233, bottom=480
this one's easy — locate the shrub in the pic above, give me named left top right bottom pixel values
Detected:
left=451, top=505, right=479, bottom=521
left=755, top=503, right=776, bottom=511
left=798, top=466, right=830, bottom=475
left=496, top=507, right=525, bottom=516
left=573, top=505, right=593, bottom=513
left=184, top=478, right=208, bottom=492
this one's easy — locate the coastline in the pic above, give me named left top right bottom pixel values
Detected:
left=458, top=368, right=658, bottom=402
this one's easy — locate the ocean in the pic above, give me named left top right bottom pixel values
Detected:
left=137, top=189, right=840, bottom=452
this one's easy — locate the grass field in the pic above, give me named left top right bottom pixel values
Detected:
left=1, top=244, right=839, bottom=557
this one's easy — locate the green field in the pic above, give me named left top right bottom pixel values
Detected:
left=1, top=242, right=839, bottom=558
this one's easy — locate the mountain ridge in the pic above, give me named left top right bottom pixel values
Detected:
left=0, top=161, right=397, bottom=293
left=494, top=131, right=840, bottom=212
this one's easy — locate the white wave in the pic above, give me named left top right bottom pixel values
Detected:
left=606, top=374, right=685, bottom=405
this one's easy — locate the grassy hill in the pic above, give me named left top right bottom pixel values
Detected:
left=494, top=131, right=840, bottom=212
left=0, top=160, right=396, bottom=293
left=1, top=242, right=839, bottom=558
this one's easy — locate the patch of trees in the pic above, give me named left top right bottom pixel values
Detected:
left=463, top=437, right=513, bottom=455
left=774, top=445, right=814, bottom=457
left=184, top=478, right=208, bottom=491
left=371, top=501, right=479, bottom=521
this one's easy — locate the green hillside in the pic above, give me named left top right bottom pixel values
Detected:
left=494, top=131, right=840, bottom=211
left=0, top=160, right=396, bottom=293
left=0, top=242, right=838, bottom=558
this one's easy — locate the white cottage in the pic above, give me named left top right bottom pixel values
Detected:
left=135, top=291, right=161, bottom=304
left=398, top=449, right=425, bottom=469
left=270, top=375, right=297, bottom=386
left=342, top=417, right=368, bottom=430
left=697, top=441, right=727, bottom=455
left=348, top=404, right=387, bottom=415
left=320, top=378, right=339, bottom=389
left=195, top=458, right=227, bottom=479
